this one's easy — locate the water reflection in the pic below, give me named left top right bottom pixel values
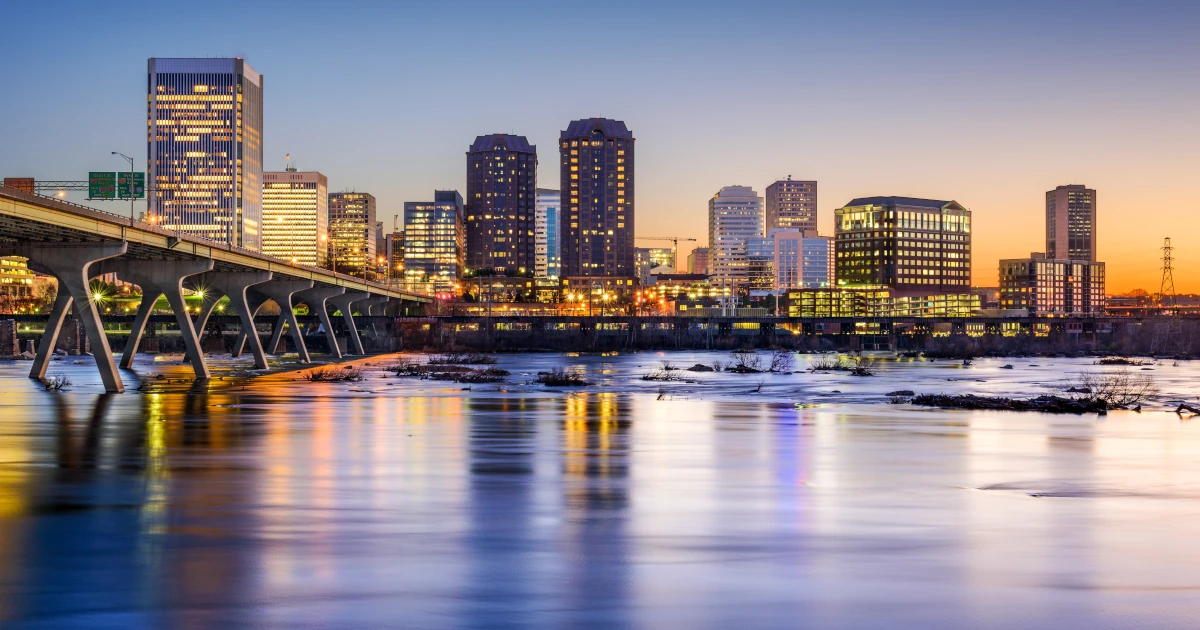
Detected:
left=2, top=354, right=1200, bottom=627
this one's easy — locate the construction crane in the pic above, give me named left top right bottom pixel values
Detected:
left=635, top=236, right=698, bottom=272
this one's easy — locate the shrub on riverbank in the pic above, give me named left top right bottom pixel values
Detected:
left=537, top=367, right=588, bottom=386
left=303, top=366, right=364, bottom=382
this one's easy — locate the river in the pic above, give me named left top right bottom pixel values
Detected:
left=1, top=351, right=1199, bottom=628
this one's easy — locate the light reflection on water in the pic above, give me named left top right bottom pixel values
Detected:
left=1, top=354, right=1200, bottom=628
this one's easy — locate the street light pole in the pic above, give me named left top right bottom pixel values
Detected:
left=111, top=151, right=135, bottom=225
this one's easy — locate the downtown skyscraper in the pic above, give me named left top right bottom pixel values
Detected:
left=708, top=185, right=764, bottom=289
left=262, top=169, right=328, bottom=267
left=535, top=188, right=561, bottom=278
left=1046, top=184, right=1097, bottom=261
left=559, top=118, right=635, bottom=283
left=329, top=192, right=377, bottom=277
left=765, top=178, right=817, bottom=234
left=147, top=58, right=263, bottom=249
left=464, top=134, right=537, bottom=274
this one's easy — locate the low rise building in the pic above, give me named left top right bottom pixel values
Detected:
left=784, top=288, right=979, bottom=318
left=999, top=253, right=1105, bottom=316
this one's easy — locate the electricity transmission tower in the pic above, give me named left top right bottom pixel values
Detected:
left=1150, top=237, right=1185, bottom=356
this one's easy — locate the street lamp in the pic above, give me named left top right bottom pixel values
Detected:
left=111, top=151, right=135, bottom=225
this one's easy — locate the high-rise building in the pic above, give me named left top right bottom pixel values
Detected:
left=465, top=134, right=536, bottom=274
left=686, top=247, right=710, bottom=275
left=261, top=169, right=328, bottom=267
left=147, top=58, right=263, bottom=249
left=708, top=186, right=764, bottom=290
left=535, top=188, right=561, bottom=278
left=1046, top=184, right=1097, bottom=261
left=560, top=118, right=636, bottom=282
left=765, top=178, right=817, bottom=234
left=834, top=196, right=971, bottom=291
left=1000, top=253, right=1105, bottom=316
left=404, top=190, right=465, bottom=293
left=329, top=192, right=377, bottom=277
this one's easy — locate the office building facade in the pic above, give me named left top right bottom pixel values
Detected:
left=560, top=118, right=636, bottom=282
left=765, top=178, right=817, bottom=234
left=746, top=230, right=833, bottom=292
left=834, top=196, right=971, bottom=292
left=687, top=247, right=710, bottom=275
left=708, top=186, right=764, bottom=289
left=404, top=190, right=465, bottom=293
left=329, top=192, right=377, bottom=277
left=465, top=134, right=536, bottom=274
left=999, top=254, right=1106, bottom=316
left=147, top=58, right=263, bottom=249
left=534, top=188, right=561, bottom=278
left=1046, top=184, right=1097, bottom=261
left=261, top=170, right=327, bottom=267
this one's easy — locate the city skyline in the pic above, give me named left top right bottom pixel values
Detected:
left=2, top=1, right=1198, bottom=292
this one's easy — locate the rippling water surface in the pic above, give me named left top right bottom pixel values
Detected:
left=2, top=351, right=1200, bottom=629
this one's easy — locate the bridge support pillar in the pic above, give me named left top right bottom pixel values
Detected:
left=294, top=287, right=346, bottom=359
left=99, top=259, right=214, bottom=378
left=328, top=291, right=369, bottom=355
left=231, top=289, right=273, bottom=362
left=189, top=271, right=273, bottom=369
left=358, top=295, right=390, bottom=338
left=252, top=280, right=314, bottom=363
left=7, top=242, right=128, bottom=393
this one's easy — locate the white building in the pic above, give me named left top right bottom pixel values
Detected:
left=708, top=185, right=763, bottom=290
left=534, top=188, right=560, bottom=278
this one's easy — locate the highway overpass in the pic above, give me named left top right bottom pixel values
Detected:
left=0, top=187, right=430, bottom=392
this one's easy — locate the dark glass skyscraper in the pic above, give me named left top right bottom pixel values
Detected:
left=147, top=58, right=263, bottom=249
left=559, top=118, right=635, bottom=281
left=464, top=134, right=536, bottom=274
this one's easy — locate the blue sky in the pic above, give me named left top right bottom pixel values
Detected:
left=2, top=0, right=1197, bottom=290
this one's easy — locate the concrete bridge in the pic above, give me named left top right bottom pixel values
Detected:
left=0, top=187, right=430, bottom=392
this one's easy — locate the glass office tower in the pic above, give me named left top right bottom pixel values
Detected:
left=535, top=188, right=561, bottom=278
left=403, top=190, right=465, bottom=293
left=147, top=58, right=263, bottom=249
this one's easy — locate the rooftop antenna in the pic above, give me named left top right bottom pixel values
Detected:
left=285, top=153, right=296, bottom=172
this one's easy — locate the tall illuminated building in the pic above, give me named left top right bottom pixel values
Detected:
left=535, top=188, right=561, bottom=278
left=403, top=191, right=465, bottom=292
left=465, top=134, right=537, bottom=274
left=559, top=118, right=636, bottom=283
left=834, top=196, right=971, bottom=291
left=329, top=192, right=377, bottom=277
left=261, top=169, right=327, bottom=267
left=708, top=185, right=764, bottom=289
left=765, top=178, right=817, bottom=234
left=147, top=58, right=263, bottom=249
left=1046, top=184, right=1096, bottom=261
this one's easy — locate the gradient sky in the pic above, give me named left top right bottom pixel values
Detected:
left=2, top=0, right=1197, bottom=292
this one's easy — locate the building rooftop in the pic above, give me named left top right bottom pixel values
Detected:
left=468, top=134, right=535, bottom=153
left=560, top=118, right=634, bottom=140
left=844, top=196, right=954, bottom=209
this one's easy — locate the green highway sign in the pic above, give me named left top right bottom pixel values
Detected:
left=88, top=172, right=116, bottom=199
left=118, top=171, right=145, bottom=199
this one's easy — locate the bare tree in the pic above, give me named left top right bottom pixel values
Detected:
left=769, top=349, right=794, bottom=372
left=850, top=356, right=878, bottom=377
left=1070, top=368, right=1158, bottom=408
left=730, top=349, right=765, bottom=372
